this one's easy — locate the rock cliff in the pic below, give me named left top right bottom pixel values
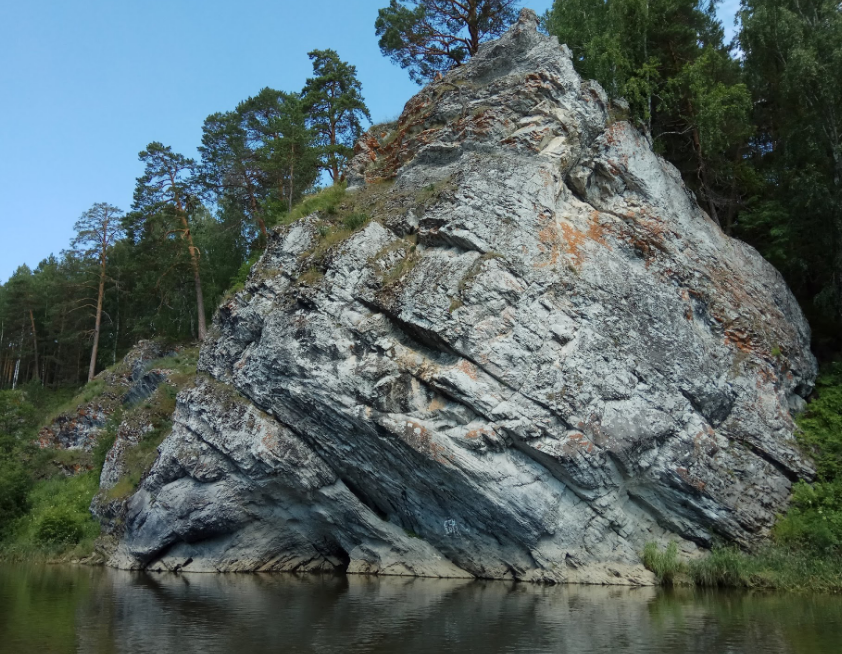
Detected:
left=111, top=10, right=817, bottom=583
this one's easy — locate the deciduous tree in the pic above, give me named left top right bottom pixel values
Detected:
left=738, top=0, right=842, bottom=334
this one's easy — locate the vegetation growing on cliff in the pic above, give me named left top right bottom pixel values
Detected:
left=0, top=345, right=198, bottom=562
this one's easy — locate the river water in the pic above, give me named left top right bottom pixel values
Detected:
left=1, top=564, right=840, bottom=654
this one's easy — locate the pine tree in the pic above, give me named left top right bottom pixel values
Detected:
left=302, top=49, right=371, bottom=182
left=70, top=203, right=124, bottom=381
left=238, top=89, right=319, bottom=213
left=130, top=143, right=208, bottom=341
left=376, top=0, right=521, bottom=83
left=199, top=111, right=270, bottom=241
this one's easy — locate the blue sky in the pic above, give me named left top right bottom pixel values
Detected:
left=0, top=0, right=739, bottom=283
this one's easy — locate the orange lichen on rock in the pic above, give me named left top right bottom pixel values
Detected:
left=565, top=431, right=595, bottom=453
left=400, top=420, right=449, bottom=464
left=724, top=327, right=755, bottom=354
left=558, top=212, right=610, bottom=266
left=457, top=360, right=479, bottom=380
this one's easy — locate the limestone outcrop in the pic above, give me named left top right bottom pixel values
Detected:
left=112, top=10, right=816, bottom=583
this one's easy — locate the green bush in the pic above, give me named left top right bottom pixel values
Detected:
left=33, top=508, right=83, bottom=546
left=796, top=364, right=842, bottom=481
left=642, top=541, right=683, bottom=584
left=343, top=213, right=369, bottom=231
left=773, top=364, right=842, bottom=553
left=775, top=481, right=842, bottom=551
left=230, top=250, right=263, bottom=291
left=0, top=462, right=32, bottom=534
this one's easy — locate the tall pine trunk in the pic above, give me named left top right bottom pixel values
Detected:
left=88, top=232, right=108, bottom=381
left=180, top=212, right=207, bottom=342
left=173, top=190, right=207, bottom=342
left=29, top=309, right=39, bottom=382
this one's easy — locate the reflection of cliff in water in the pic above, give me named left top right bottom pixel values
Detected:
left=1, top=565, right=840, bottom=654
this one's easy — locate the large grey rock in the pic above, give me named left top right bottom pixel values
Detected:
left=113, top=10, right=816, bottom=582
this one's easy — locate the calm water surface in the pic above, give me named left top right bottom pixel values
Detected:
left=1, top=564, right=840, bottom=653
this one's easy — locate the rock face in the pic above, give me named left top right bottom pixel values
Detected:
left=37, top=340, right=171, bottom=452
left=113, top=11, right=816, bottom=582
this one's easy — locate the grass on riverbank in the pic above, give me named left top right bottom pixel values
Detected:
left=643, top=542, right=842, bottom=592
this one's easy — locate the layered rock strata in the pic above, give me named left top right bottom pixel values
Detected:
left=112, top=10, right=816, bottom=583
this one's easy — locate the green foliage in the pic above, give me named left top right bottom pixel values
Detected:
left=794, top=366, right=842, bottom=482
left=33, top=508, right=84, bottom=547
left=1, top=472, right=102, bottom=559
left=687, top=546, right=842, bottom=592
left=642, top=541, right=683, bottom=584
left=237, top=89, right=320, bottom=214
left=230, top=251, right=263, bottom=292
left=302, top=49, right=372, bottom=181
left=376, top=0, right=521, bottom=83
left=0, top=390, right=36, bottom=441
left=641, top=541, right=842, bottom=591
left=275, top=183, right=347, bottom=226
left=735, top=0, right=842, bottom=346
left=775, top=481, right=842, bottom=552
left=772, top=365, right=842, bottom=552
left=0, top=461, right=32, bottom=536
left=343, top=213, right=369, bottom=231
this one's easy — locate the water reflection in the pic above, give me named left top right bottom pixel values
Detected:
left=1, top=564, right=840, bottom=653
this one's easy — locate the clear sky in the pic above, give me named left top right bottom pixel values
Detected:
left=0, top=0, right=738, bottom=284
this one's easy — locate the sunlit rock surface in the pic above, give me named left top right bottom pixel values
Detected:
left=112, top=10, right=816, bottom=583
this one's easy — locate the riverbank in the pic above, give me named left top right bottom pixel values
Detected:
left=643, top=542, right=842, bottom=593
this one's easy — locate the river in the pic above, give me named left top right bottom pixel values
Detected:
left=1, top=564, right=840, bottom=653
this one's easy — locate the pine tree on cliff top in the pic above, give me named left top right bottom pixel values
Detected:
left=376, top=0, right=522, bottom=83
left=70, top=203, right=124, bottom=381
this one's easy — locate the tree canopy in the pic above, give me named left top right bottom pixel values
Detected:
left=376, top=0, right=522, bottom=83
left=302, top=49, right=371, bottom=181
